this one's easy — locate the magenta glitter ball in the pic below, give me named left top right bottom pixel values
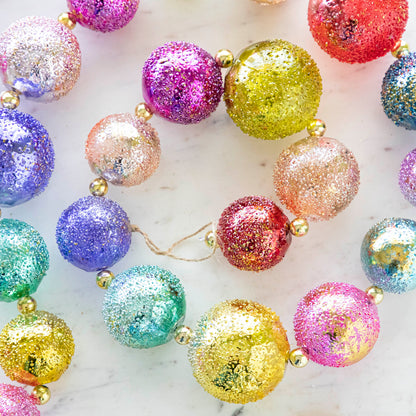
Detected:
left=294, top=282, right=380, bottom=368
left=67, top=0, right=140, bottom=32
left=216, top=196, right=291, bottom=272
left=142, top=42, right=223, bottom=124
left=0, top=384, right=39, bottom=416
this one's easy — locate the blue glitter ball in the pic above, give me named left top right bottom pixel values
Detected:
left=361, top=218, right=416, bottom=293
left=103, top=265, right=186, bottom=349
left=56, top=196, right=131, bottom=272
left=0, top=108, right=54, bottom=207
left=0, top=218, right=49, bottom=302
left=381, top=53, right=416, bottom=130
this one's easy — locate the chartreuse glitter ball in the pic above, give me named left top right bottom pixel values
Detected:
left=224, top=40, right=322, bottom=140
left=0, top=219, right=49, bottom=302
left=0, top=384, right=39, bottom=416
left=361, top=218, right=416, bottom=293
left=0, top=311, right=75, bottom=386
left=103, top=265, right=186, bottom=348
left=188, top=300, right=290, bottom=404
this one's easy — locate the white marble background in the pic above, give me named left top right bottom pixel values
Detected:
left=1, top=0, right=416, bottom=415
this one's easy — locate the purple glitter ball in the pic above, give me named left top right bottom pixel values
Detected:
left=399, top=148, right=416, bottom=206
left=0, top=384, right=39, bottom=416
left=0, top=109, right=54, bottom=207
left=67, top=0, right=140, bottom=32
left=142, top=42, right=223, bottom=124
left=56, top=196, right=131, bottom=272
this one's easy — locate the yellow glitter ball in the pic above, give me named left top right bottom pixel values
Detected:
left=0, top=311, right=75, bottom=386
left=188, top=299, right=290, bottom=404
left=224, top=40, right=322, bottom=140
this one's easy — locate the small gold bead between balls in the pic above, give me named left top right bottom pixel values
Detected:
left=1, top=90, right=20, bottom=110
left=89, top=177, right=108, bottom=197
left=135, top=103, right=153, bottom=121
left=289, top=218, right=309, bottom=237
left=96, top=270, right=115, bottom=289
left=205, top=231, right=216, bottom=248
left=366, top=286, right=384, bottom=305
left=175, top=325, right=193, bottom=345
left=31, top=385, right=51, bottom=405
left=392, top=40, right=410, bottom=59
left=307, top=119, right=326, bottom=137
left=289, top=348, right=309, bottom=368
left=215, top=49, right=234, bottom=68
left=17, top=296, right=37, bottom=314
left=58, top=12, right=77, bottom=30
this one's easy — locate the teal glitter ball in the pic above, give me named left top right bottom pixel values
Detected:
left=0, top=219, right=49, bottom=302
left=102, top=265, right=186, bottom=348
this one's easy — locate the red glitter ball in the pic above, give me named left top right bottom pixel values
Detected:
left=308, top=0, right=408, bottom=63
left=216, top=196, right=291, bottom=272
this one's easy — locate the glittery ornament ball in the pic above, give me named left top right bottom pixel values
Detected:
left=224, top=40, right=322, bottom=140
left=294, top=282, right=380, bottom=367
left=0, top=384, right=39, bottom=416
left=67, top=0, right=139, bottom=32
left=142, top=42, right=223, bottom=124
left=274, top=136, right=360, bottom=221
left=216, top=196, right=291, bottom=272
left=399, top=149, right=416, bottom=205
left=85, top=113, right=160, bottom=187
left=0, top=311, right=75, bottom=386
left=0, top=16, right=81, bottom=102
left=103, top=265, right=186, bottom=348
left=0, top=219, right=49, bottom=303
left=0, top=109, right=54, bottom=207
left=308, top=0, right=408, bottom=63
left=361, top=218, right=416, bottom=293
left=188, top=299, right=289, bottom=404
left=56, top=196, right=131, bottom=272
left=382, top=53, right=416, bottom=130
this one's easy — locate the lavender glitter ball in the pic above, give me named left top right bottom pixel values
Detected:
left=67, top=0, right=140, bottom=32
left=0, top=384, right=39, bottom=416
left=399, top=148, right=416, bottom=205
left=0, top=109, right=54, bottom=207
left=142, top=42, right=223, bottom=124
left=56, top=196, right=131, bottom=272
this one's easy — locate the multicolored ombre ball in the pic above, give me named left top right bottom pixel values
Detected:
left=224, top=40, right=322, bottom=140
left=0, top=384, right=39, bottom=416
left=56, top=196, right=131, bottom=272
left=274, top=137, right=360, bottom=221
left=142, top=42, right=223, bottom=124
left=188, top=300, right=290, bottom=404
left=0, top=311, right=75, bottom=385
left=0, top=109, right=54, bottom=206
left=67, top=0, right=140, bottom=32
left=308, top=0, right=408, bottom=63
left=382, top=53, right=416, bottom=130
left=0, top=219, right=49, bottom=302
left=85, top=113, right=160, bottom=186
left=294, top=282, right=380, bottom=367
left=103, top=265, right=186, bottom=348
left=361, top=218, right=416, bottom=293
left=0, top=16, right=81, bottom=102
left=399, top=149, right=416, bottom=205
left=216, top=196, right=291, bottom=271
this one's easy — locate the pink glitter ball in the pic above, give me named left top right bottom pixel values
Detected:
left=294, top=282, right=380, bottom=367
left=142, top=42, right=223, bottom=124
left=0, top=384, right=39, bottom=416
left=67, top=0, right=140, bottom=32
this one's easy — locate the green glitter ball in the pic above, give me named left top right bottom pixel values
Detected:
left=224, top=40, right=323, bottom=140
left=0, top=219, right=49, bottom=302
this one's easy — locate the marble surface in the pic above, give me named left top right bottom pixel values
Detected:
left=1, top=0, right=416, bottom=415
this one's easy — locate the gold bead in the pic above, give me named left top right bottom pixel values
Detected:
left=215, top=49, right=234, bottom=68
left=307, top=118, right=326, bottom=137
left=89, top=177, right=108, bottom=197
left=1, top=90, right=20, bottom=110
left=205, top=231, right=216, bottom=248
left=289, top=348, right=309, bottom=368
left=135, top=103, right=153, bottom=121
left=17, top=296, right=37, bottom=314
left=174, top=325, right=193, bottom=345
left=58, top=12, right=77, bottom=30
left=392, top=40, right=410, bottom=59
left=289, top=218, right=309, bottom=237
left=96, top=270, right=115, bottom=289
left=366, top=286, right=384, bottom=305
left=31, top=385, right=51, bottom=405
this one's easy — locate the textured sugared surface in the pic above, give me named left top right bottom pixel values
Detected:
left=274, top=136, right=360, bottom=221
left=294, top=282, right=380, bottom=367
left=0, top=384, right=39, bottom=416
left=216, top=196, right=291, bottom=271
left=224, top=40, right=322, bottom=140
left=0, top=109, right=54, bottom=206
left=103, top=265, right=186, bottom=348
left=67, top=0, right=140, bottom=32
left=0, top=16, right=81, bottom=102
left=399, top=149, right=416, bottom=205
left=85, top=113, right=160, bottom=186
left=382, top=53, right=416, bottom=130
left=188, top=299, right=289, bottom=404
left=308, top=0, right=408, bottom=64
left=0, top=311, right=75, bottom=386
left=142, top=42, right=223, bottom=124
left=0, top=219, right=49, bottom=303
left=56, top=196, right=131, bottom=272
left=361, top=218, right=416, bottom=293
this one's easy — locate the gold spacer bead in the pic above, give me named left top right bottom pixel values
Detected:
left=17, top=296, right=37, bottom=314
left=89, top=177, right=108, bottom=197
left=1, top=90, right=20, bottom=110
left=392, top=40, right=410, bottom=59
left=366, top=286, right=384, bottom=305
left=96, top=270, right=115, bottom=289
left=289, top=348, right=309, bottom=368
left=215, top=49, right=234, bottom=68
left=135, top=103, right=153, bottom=121
left=58, top=12, right=77, bottom=30
left=289, top=218, right=309, bottom=237
left=204, top=231, right=216, bottom=248
left=31, top=385, right=51, bottom=405
left=174, top=325, right=193, bottom=345
left=307, top=119, right=326, bottom=137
